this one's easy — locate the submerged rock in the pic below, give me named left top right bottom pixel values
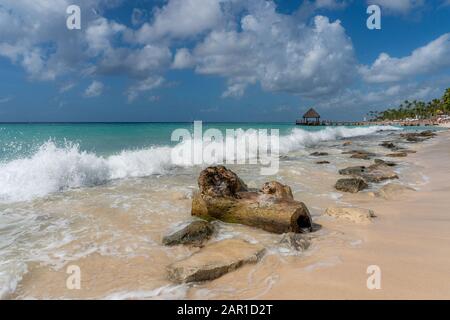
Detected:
left=380, top=141, right=398, bottom=150
left=338, top=163, right=398, bottom=183
left=387, top=152, right=408, bottom=158
left=339, top=166, right=366, bottom=176
left=335, top=178, right=368, bottom=193
left=310, top=152, right=329, bottom=157
left=192, top=166, right=313, bottom=234
left=374, top=159, right=397, bottom=167
left=167, top=239, right=265, bottom=283
left=343, top=150, right=376, bottom=160
left=316, top=160, right=330, bottom=164
left=325, top=207, right=376, bottom=223
left=401, top=130, right=436, bottom=143
left=279, top=233, right=311, bottom=251
left=162, top=220, right=214, bottom=246
left=376, top=183, right=415, bottom=200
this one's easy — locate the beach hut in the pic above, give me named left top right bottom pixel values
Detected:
left=300, top=108, right=321, bottom=125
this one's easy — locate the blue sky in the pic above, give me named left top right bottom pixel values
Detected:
left=0, top=0, right=449, bottom=122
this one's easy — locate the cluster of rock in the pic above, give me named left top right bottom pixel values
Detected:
left=334, top=130, right=436, bottom=194
left=162, top=130, right=436, bottom=284
left=163, top=166, right=314, bottom=283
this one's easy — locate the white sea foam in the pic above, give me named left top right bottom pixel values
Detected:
left=0, top=126, right=400, bottom=203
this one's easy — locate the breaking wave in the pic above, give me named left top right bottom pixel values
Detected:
left=0, top=126, right=399, bottom=203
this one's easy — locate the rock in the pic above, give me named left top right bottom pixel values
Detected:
left=374, top=159, right=397, bottom=167
left=401, top=130, right=436, bottom=143
left=380, top=141, right=397, bottom=150
left=167, top=239, right=265, bottom=283
left=163, top=220, right=214, bottom=246
left=325, top=207, right=376, bottom=224
left=260, top=181, right=294, bottom=200
left=419, top=130, right=436, bottom=137
left=376, top=183, right=415, bottom=200
left=363, top=163, right=399, bottom=183
left=279, top=233, right=311, bottom=251
left=338, top=163, right=398, bottom=183
left=339, top=166, right=366, bottom=176
left=192, top=166, right=313, bottom=234
left=343, top=150, right=376, bottom=160
left=335, top=178, right=368, bottom=193
left=316, top=161, right=330, bottom=164
left=387, top=152, right=408, bottom=158
left=343, top=141, right=352, bottom=146
left=310, top=152, right=329, bottom=156
left=198, top=165, right=247, bottom=198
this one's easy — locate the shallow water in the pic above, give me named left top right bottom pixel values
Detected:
left=0, top=123, right=440, bottom=299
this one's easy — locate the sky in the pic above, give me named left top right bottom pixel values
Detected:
left=0, top=0, right=449, bottom=122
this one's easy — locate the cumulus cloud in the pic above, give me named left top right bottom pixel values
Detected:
left=367, top=0, right=425, bottom=14
left=84, top=80, right=104, bottom=97
left=127, top=76, right=165, bottom=102
left=360, top=33, right=450, bottom=83
left=172, top=48, right=195, bottom=69
left=184, top=2, right=356, bottom=98
left=135, top=0, right=224, bottom=42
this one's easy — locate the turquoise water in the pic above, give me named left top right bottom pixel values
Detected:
left=0, top=123, right=296, bottom=161
left=0, top=122, right=436, bottom=161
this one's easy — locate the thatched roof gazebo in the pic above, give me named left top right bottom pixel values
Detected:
left=297, top=108, right=321, bottom=125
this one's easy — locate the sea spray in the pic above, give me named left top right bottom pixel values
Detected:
left=0, top=126, right=400, bottom=203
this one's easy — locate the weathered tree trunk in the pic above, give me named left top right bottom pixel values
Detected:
left=191, top=167, right=312, bottom=234
left=192, top=192, right=312, bottom=234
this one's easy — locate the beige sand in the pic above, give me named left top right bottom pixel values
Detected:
left=197, top=130, right=450, bottom=300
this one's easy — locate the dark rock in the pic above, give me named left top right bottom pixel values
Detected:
left=335, top=178, right=368, bottom=193
left=316, top=161, right=330, bottom=164
left=380, top=141, right=397, bottom=150
left=310, top=152, right=329, bottom=156
left=387, top=152, right=408, bottom=158
left=198, top=165, right=247, bottom=198
left=339, top=166, right=366, bottom=175
left=163, top=220, right=214, bottom=246
left=343, top=150, right=376, bottom=160
left=374, top=159, right=397, bottom=167
left=339, top=163, right=398, bottom=183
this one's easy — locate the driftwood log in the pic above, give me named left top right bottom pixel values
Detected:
left=191, top=166, right=312, bottom=234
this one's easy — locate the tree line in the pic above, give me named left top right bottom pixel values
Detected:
left=367, top=88, right=450, bottom=121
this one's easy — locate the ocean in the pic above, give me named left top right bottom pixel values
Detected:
left=0, top=122, right=438, bottom=299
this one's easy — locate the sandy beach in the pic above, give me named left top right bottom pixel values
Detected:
left=196, top=130, right=450, bottom=300
left=3, top=127, right=447, bottom=300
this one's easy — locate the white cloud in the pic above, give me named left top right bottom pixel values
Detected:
left=360, top=33, right=450, bottom=83
left=127, top=76, right=165, bottom=102
left=135, top=0, right=223, bottom=42
left=315, top=0, right=348, bottom=9
left=367, top=0, right=425, bottom=14
left=187, top=2, right=356, bottom=98
left=59, top=82, right=76, bottom=93
left=84, top=80, right=104, bottom=97
left=172, top=48, right=195, bottom=69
